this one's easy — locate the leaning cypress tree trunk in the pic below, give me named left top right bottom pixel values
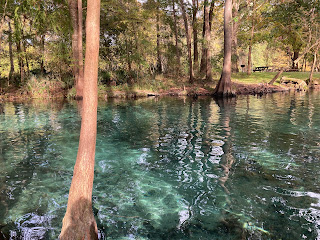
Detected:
left=214, top=0, right=234, bottom=97
left=268, top=68, right=284, bottom=85
left=179, top=0, right=194, bottom=84
left=60, top=0, right=100, bottom=238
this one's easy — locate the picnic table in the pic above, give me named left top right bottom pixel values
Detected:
left=253, top=66, right=269, bottom=72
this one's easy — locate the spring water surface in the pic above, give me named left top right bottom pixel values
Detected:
left=0, top=92, right=320, bottom=239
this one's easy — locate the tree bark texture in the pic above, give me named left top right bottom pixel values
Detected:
left=214, top=0, right=234, bottom=97
left=231, top=0, right=239, bottom=73
left=16, top=40, right=25, bottom=83
left=268, top=69, right=284, bottom=85
left=247, top=15, right=254, bottom=74
left=204, top=0, right=212, bottom=81
left=77, top=0, right=84, bottom=97
left=68, top=0, right=84, bottom=99
left=0, top=0, right=8, bottom=53
left=60, top=0, right=100, bottom=238
left=292, top=51, right=299, bottom=70
left=179, top=0, right=194, bottom=84
left=156, top=4, right=162, bottom=74
left=8, top=18, right=14, bottom=82
left=172, top=0, right=181, bottom=74
left=192, top=0, right=199, bottom=69
left=309, top=45, right=318, bottom=88
left=200, top=1, right=214, bottom=75
left=40, top=34, right=45, bottom=74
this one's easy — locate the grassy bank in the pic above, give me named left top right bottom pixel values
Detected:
left=232, top=72, right=320, bottom=84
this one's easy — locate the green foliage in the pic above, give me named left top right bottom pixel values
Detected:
left=1, top=0, right=320, bottom=98
left=25, top=75, right=65, bottom=98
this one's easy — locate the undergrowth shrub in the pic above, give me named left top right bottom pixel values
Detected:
left=25, top=75, right=65, bottom=98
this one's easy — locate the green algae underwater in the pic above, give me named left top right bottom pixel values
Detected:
left=0, top=91, right=320, bottom=239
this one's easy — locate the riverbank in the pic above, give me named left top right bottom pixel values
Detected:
left=0, top=72, right=319, bottom=101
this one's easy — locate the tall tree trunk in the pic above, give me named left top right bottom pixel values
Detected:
left=77, top=0, right=84, bottom=97
left=156, top=4, right=162, bottom=74
left=214, top=0, right=233, bottom=97
left=231, top=0, right=239, bottom=73
left=23, top=39, right=29, bottom=76
left=40, top=34, right=45, bottom=74
left=179, top=0, right=194, bottom=84
left=60, top=0, right=100, bottom=238
left=204, top=0, right=212, bottom=81
left=192, top=0, right=199, bottom=70
left=0, top=0, right=8, bottom=53
left=247, top=14, right=254, bottom=74
left=7, top=18, right=14, bottom=82
left=200, top=3, right=207, bottom=75
left=68, top=0, right=81, bottom=98
left=309, top=45, right=318, bottom=88
left=292, top=51, right=299, bottom=70
left=16, top=41, right=25, bottom=83
left=200, top=1, right=214, bottom=75
left=172, top=0, right=181, bottom=74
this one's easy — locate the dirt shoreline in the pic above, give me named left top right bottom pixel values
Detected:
left=0, top=82, right=310, bottom=101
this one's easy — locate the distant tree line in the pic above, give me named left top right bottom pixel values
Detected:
left=0, top=0, right=319, bottom=92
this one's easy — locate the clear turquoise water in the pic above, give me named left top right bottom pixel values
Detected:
left=0, top=92, right=320, bottom=239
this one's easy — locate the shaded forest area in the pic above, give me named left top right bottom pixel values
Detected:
left=0, top=0, right=320, bottom=98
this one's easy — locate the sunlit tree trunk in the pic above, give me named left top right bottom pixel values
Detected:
left=60, top=0, right=100, bottom=238
left=172, top=0, right=181, bottom=74
left=268, top=68, right=284, bottom=85
left=214, top=0, right=233, bottom=97
left=179, top=0, right=194, bottom=84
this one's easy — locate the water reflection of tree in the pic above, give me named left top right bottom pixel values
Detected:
left=215, top=98, right=236, bottom=196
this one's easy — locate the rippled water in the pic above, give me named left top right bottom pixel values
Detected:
left=0, top=92, right=320, bottom=239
